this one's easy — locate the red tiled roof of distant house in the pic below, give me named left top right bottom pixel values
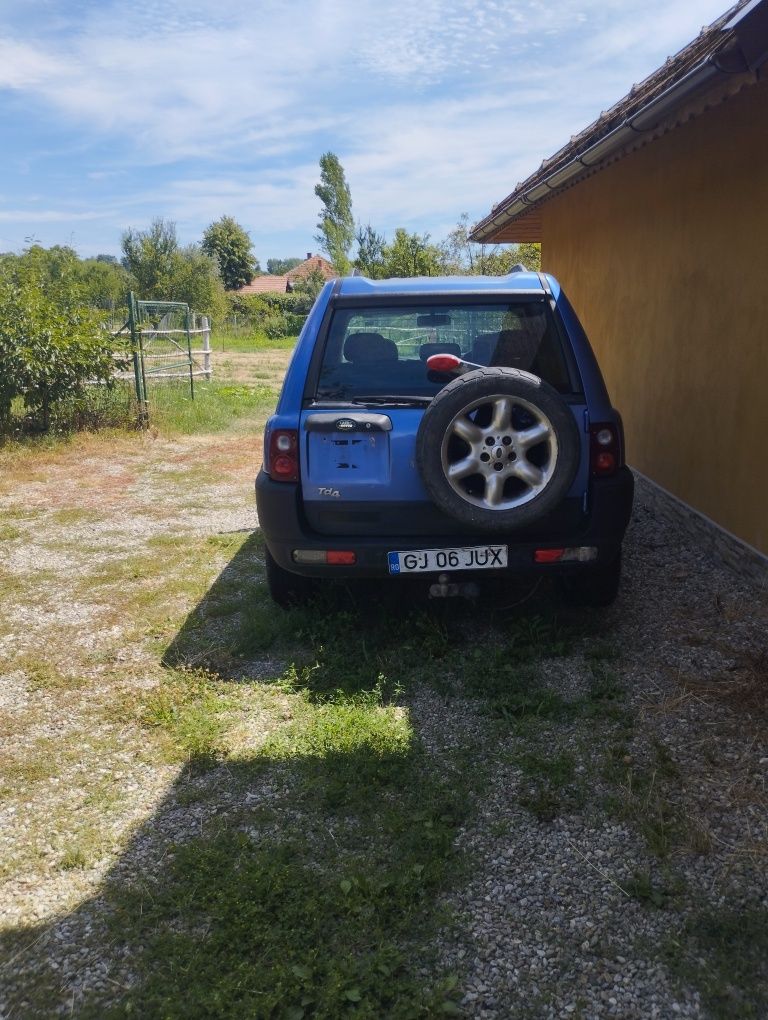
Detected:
left=286, top=255, right=337, bottom=282
left=234, top=275, right=288, bottom=295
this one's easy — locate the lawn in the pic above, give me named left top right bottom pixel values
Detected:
left=0, top=342, right=766, bottom=1018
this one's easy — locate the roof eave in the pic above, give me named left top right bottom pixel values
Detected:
left=471, top=0, right=768, bottom=244
left=470, top=58, right=726, bottom=243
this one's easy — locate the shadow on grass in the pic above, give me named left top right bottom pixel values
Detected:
left=0, top=533, right=615, bottom=1018
left=0, top=535, right=480, bottom=1017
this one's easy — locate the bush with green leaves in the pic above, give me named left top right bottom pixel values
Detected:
left=0, top=254, right=116, bottom=432
left=226, top=290, right=312, bottom=338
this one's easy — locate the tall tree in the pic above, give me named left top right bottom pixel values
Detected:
left=201, top=216, right=258, bottom=290
left=314, top=152, right=354, bottom=275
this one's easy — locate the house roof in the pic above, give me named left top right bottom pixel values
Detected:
left=234, top=275, right=288, bottom=295
left=231, top=254, right=337, bottom=296
left=472, top=0, right=768, bottom=243
left=286, top=254, right=337, bottom=282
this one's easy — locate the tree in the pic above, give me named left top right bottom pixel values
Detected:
left=121, top=218, right=225, bottom=315
left=266, top=257, right=302, bottom=275
left=354, top=224, right=386, bottom=278
left=382, top=229, right=442, bottom=278
left=76, top=258, right=130, bottom=311
left=314, top=152, right=354, bottom=275
left=515, top=243, right=542, bottom=273
left=121, top=218, right=179, bottom=299
left=439, top=213, right=476, bottom=274
left=475, top=242, right=541, bottom=275
left=173, top=245, right=226, bottom=318
left=201, top=216, right=258, bottom=290
left=0, top=248, right=114, bottom=431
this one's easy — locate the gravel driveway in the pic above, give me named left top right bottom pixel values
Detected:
left=0, top=421, right=766, bottom=1018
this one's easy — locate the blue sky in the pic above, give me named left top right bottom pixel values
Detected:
left=0, top=0, right=728, bottom=263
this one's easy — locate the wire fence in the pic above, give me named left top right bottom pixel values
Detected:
left=108, top=294, right=213, bottom=427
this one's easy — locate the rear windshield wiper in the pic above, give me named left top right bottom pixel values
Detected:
left=348, top=394, right=433, bottom=407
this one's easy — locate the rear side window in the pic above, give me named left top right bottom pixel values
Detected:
left=315, top=300, right=576, bottom=399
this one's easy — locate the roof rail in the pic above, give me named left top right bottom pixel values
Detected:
left=508, top=263, right=528, bottom=273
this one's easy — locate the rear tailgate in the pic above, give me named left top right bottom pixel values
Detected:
left=299, top=404, right=590, bottom=537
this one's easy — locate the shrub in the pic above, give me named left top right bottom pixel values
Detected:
left=225, top=290, right=313, bottom=338
left=0, top=255, right=117, bottom=432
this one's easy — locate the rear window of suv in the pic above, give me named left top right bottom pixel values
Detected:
left=315, top=299, right=577, bottom=400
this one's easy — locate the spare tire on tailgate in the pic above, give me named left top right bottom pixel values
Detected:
left=415, top=367, right=580, bottom=532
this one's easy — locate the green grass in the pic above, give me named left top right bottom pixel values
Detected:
left=89, top=639, right=475, bottom=1018
left=1, top=376, right=278, bottom=444
left=665, top=908, right=768, bottom=1018
left=138, top=669, right=236, bottom=764
left=89, top=590, right=603, bottom=1017
left=106, top=583, right=644, bottom=1016
left=148, top=380, right=277, bottom=433
left=212, top=330, right=298, bottom=352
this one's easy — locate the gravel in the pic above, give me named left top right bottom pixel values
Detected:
left=1, top=441, right=766, bottom=1018
left=428, top=476, right=768, bottom=1018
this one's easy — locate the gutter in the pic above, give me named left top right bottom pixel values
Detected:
left=472, top=0, right=767, bottom=242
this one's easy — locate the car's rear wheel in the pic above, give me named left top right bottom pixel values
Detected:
left=265, top=547, right=317, bottom=608
left=416, top=368, right=580, bottom=532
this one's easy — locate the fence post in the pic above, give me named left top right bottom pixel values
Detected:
left=202, top=316, right=212, bottom=380
left=128, top=291, right=149, bottom=428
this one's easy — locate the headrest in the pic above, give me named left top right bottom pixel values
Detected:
left=343, top=332, right=398, bottom=363
left=471, top=334, right=498, bottom=363
left=491, top=329, right=539, bottom=367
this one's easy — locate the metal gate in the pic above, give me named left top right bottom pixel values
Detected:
left=113, top=293, right=212, bottom=425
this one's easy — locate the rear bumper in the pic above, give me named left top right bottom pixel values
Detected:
left=255, top=467, right=634, bottom=578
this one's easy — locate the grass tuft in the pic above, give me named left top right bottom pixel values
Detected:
left=665, top=908, right=768, bottom=1019
left=148, top=381, right=276, bottom=434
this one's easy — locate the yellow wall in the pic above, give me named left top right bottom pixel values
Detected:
left=542, top=76, right=768, bottom=555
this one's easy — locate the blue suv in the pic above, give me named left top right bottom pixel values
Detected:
left=256, top=270, right=633, bottom=608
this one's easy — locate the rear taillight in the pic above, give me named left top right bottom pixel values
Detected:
left=268, top=428, right=299, bottom=482
left=589, top=423, right=620, bottom=477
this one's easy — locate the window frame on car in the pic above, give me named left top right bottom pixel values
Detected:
left=302, top=292, right=585, bottom=405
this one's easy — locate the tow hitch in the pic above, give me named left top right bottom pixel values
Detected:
left=428, top=572, right=480, bottom=599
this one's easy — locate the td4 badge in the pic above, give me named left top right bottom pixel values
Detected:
left=318, top=486, right=341, bottom=498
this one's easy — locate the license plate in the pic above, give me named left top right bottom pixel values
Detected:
left=388, top=545, right=508, bottom=574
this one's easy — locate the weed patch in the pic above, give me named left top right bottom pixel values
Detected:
left=137, top=670, right=237, bottom=764
left=665, top=908, right=768, bottom=1019
left=148, top=381, right=276, bottom=434
left=99, top=822, right=461, bottom=1019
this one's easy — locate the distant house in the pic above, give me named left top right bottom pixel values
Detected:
left=471, top=0, right=768, bottom=561
left=285, top=253, right=336, bottom=291
left=232, top=253, right=337, bottom=296
left=234, top=275, right=291, bottom=295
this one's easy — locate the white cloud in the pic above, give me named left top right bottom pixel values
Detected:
left=0, top=0, right=733, bottom=254
left=0, top=0, right=729, bottom=157
left=0, top=209, right=103, bottom=223
left=0, top=39, right=65, bottom=88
